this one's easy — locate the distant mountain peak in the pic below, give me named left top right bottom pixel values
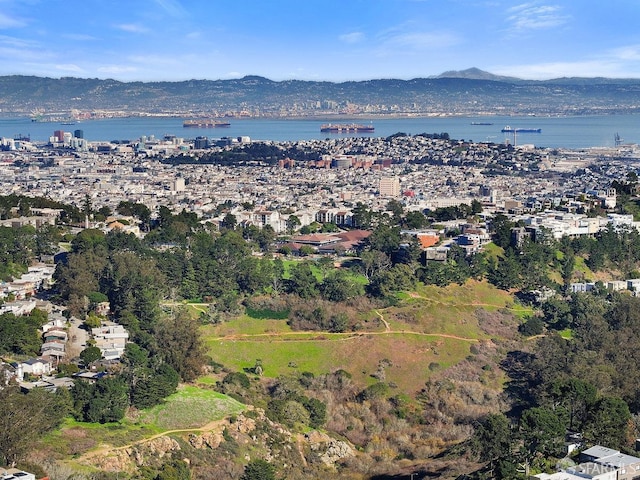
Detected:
left=433, top=68, right=521, bottom=82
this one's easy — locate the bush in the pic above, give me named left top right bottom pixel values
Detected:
left=519, top=316, right=544, bottom=336
left=358, top=382, right=390, bottom=402
left=222, top=371, right=251, bottom=389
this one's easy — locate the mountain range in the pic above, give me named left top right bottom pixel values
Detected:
left=3, top=68, right=640, bottom=116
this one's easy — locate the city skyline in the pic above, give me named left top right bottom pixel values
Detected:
left=1, top=0, right=640, bottom=82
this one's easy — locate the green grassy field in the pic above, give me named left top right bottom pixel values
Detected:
left=206, top=331, right=474, bottom=392
left=44, top=386, right=245, bottom=457
left=139, top=385, right=245, bottom=430
left=202, top=279, right=524, bottom=392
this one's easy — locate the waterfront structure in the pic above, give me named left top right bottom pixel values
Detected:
left=320, top=123, right=374, bottom=133
left=183, top=119, right=230, bottom=128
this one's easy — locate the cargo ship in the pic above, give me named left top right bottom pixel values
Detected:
left=470, top=122, right=493, bottom=125
left=501, top=126, right=541, bottom=133
left=320, top=123, right=375, bottom=133
left=183, top=120, right=231, bottom=128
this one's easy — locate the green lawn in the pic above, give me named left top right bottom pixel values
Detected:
left=139, top=385, right=245, bottom=430
left=43, top=386, right=245, bottom=457
left=205, top=332, right=474, bottom=392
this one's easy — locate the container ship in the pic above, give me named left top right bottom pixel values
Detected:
left=320, top=123, right=375, bottom=133
left=501, top=126, right=541, bottom=133
left=183, top=120, right=231, bottom=128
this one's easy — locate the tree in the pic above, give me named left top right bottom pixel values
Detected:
left=471, top=199, right=483, bottom=215
left=271, top=258, right=285, bottom=294
left=156, top=308, right=207, bottom=382
left=302, top=397, right=327, bottom=428
left=298, top=244, right=315, bottom=256
left=320, top=270, right=363, bottom=302
left=519, top=316, right=544, bottom=336
left=546, top=378, right=596, bottom=431
left=286, top=215, right=301, bottom=234
left=367, top=263, right=415, bottom=298
left=403, top=210, right=428, bottom=229
left=0, top=386, right=70, bottom=466
left=80, top=346, right=102, bottom=365
left=130, top=363, right=180, bottom=409
left=288, top=262, right=319, bottom=298
left=367, top=224, right=401, bottom=257
left=352, top=202, right=372, bottom=229
left=487, top=250, right=522, bottom=290
left=386, top=199, right=404, bottom=224
left=359, top=249, right=392, bottom=281
left=471, top=414, right=512, bottom=468
left=585, top=397, right=631, bottom=448
left=519, top=406, right=567, bottom=459
left=221, top=213, right=237, bottom=230
left=490, top=214, right=514, bottom=249
left=71, top=377, right=129, bottom=423
left=0, top=312, right=42, bottom=356
left=241, top=459, right=276, bottom=480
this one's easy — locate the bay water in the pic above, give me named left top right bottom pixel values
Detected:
left=1, top=114, right=639, bottom=149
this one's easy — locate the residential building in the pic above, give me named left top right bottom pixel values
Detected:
left=0, top=467, right=36, bottom=480
left=379, top=177, right=400, bottom=197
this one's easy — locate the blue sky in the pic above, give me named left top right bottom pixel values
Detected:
left=1, top=0, right=640, bottom=82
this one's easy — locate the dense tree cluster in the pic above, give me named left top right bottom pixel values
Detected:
left=0, top=308, right=48, bottom=356
left=0, top=194, right=83, bottom=223
left=162, top=141, right=322, bottom=166
left=0, top=224, right=61, bottom=280
left=0, top=386, right=71, bottom=466
left=468, top=293, right=640, bottom=477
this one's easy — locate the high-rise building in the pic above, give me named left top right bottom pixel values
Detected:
left=194, top=136, right=208, bottom=149
left=172, top=177, right=185, bottom=192
left=74, top=129, right=84, bottom=139
left=53, top=130, right=64, bottom=142
left=379, top=177, right=400, bottom=197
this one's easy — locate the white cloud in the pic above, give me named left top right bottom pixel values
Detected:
left=54, top=63, right=84, bottom=74
left=62, top=33, right=98, bottom=42
left=387, top=31, right=460, bottom=49
left=115, top=23, right=149, bottom=34
left=153, top=0, right=187, bottom=17
left=0, top=11, right=25, bottom=29
left=493, top=59, right=636, bottom=80
left=339, top=32, right=364, bottom=44
left=127, top=54, right=183, bottom=67
left=0, top=36, right=48, bottom=63
left=97, top=64, right=138, bottom=75
left=506, top=3, right=569, bottom=31
left=494, top=42, right=640, bottom=79
left=0, top=34, right=38, bottom=48
left=611, top=44, right=640, bottom=62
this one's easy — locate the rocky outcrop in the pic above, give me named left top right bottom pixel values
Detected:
left=188, top=431, right=223, bottom=450
left=306, top=430, right=355, bottom=466
left=131, top=437, right=181, bottom=466
left=80, top=409, right=355, bottom=474
left=90, top=449, right=133, bottom=473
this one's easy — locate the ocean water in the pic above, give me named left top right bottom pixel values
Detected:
left=1, top=114, right=639, bottom=149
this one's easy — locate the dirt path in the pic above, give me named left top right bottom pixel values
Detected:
left=374, top=309, right=391, bottom=332
left=406, top=292, right=530, bottom=313
left=211, top=330, right=478, bottom=343
left=78, top=418, right=227, bottom=462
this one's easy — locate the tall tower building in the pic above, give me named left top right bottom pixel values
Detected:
left=379, top=177, right=400, bottom=197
